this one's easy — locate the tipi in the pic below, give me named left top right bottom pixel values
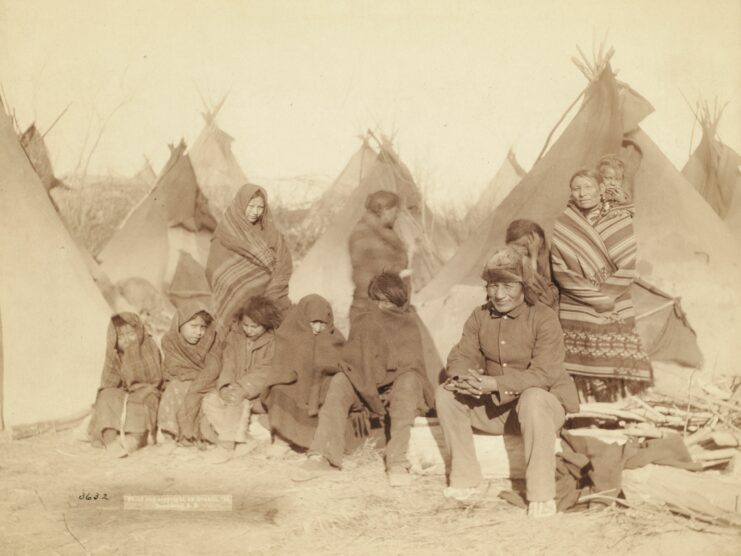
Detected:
left=189, top=97, right=249, bottom=217
left=681, top=101, right=741, bottom=240
left=97, top=140, right=217, bottom=292
left=17, top=122, right=116, bottom=305
left=0, top=102, right=110, bottom=431
left=297, top=136, right=379, bottom=242
left=465, top=149, right=526, bottom=233
left=133, top=156, right=157, bottom=187
left=418, top=52, right=741, bottom=377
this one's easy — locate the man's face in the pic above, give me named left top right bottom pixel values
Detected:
left=486, top=281, right=525, bottom=313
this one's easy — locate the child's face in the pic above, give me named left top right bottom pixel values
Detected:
left=240, top=315, right=266, bottom=339
left=310, top=320, right=327, bottom=336
left=180, top=315, right=208, bottom=345
left=600, top=166, right=624, bottom=189
left=116, top=325, right=138, bottom=352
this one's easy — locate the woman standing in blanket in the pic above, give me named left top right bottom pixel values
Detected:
left=206, top=184, right=293, bottom=326
left=89, top=313, right=162, bottom=458
left=550, top=169, right=652, bottom=402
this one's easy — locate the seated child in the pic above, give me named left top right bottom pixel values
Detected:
left=89, top=313, right=162, bottom=458
left=262, top=295, right=346, bottom=452
left=201, top=296, right=281, bottom=463
left=307, top=272, right=434, bottom=486
left=157, top=301, right=219, bottom=445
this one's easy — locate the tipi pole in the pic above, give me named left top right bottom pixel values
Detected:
left=41, top=102, right=72, bottom=139
left=534, top=88, right=586, bottom=164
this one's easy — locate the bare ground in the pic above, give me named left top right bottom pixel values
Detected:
left=1, top=431, right=739, bottom=556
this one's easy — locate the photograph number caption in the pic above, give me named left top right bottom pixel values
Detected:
left=78, top=492, right=109, bottom=501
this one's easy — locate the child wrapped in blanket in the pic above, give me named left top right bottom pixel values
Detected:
left=89, top=313, right=162, bottom=458
left=157, top=301, right=222, bottom=447
left=201, top=296, right=281, bottom=463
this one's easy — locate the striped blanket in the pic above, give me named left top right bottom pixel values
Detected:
left=206, top=184, right=293, bottom=325
left=551, top=203, right=652, bottom=384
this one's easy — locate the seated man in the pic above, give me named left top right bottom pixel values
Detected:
left=436, top=247, right=579, bottom=517
left=306, top=271, right=435, bottom=486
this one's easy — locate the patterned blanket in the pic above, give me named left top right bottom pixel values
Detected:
left=551, top=203, right=652, bottom=383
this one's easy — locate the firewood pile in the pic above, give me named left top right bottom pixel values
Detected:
left=566, top=378, right=741, bottom=471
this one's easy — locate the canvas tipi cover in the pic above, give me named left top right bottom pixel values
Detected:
left=98, top=140, right=217, bottom=291
left=681, top=103, right=741, bottom=239
left=418, top=58, right=741, bottom=376
left=0, top=105, right=110, bottom=430
left=297, top=138, right=379, bottom=241
left=133, top=157, right=157, bottom=187
left=465, top=149, right=526, bottom=232
left=189, top=100, right=248, bottom=217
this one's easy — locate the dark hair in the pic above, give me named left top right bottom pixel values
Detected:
left=187, top=310, right=213, bottom=327
left=597, top=156, right=625, bottom=178
left=569, top=169, right=602, bottom=188
left=111, top=314, right=129, bottom=331
left=237, top=296, right=282, bottom=330
left=621, top=138, right=643, bottom=157
left=505, top=219, right=546, bottom=245
left=365, top=190, right=401, bottom=216
left=368, top=271, right=408, bottom=308
left=111, top=314, right=138, bottom=352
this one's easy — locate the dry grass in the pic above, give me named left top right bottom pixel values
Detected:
left=51, top=176, right=150, bottom=256
left=52, top=175, right=328, bottom=264
left=1, top=430, right=738, bottom=556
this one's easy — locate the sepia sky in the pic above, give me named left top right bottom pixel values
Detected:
left=0, top=0, right=739, bottom=207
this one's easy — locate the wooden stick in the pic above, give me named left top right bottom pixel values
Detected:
left=700, top=459, right=733, bottom=470
left=628, top=396, right=667, bottom=422
left=41, top=102, right=72, bottom=138
left=534, top=88, right=586, bottom=163
left=576, top=403, right=647, bottom=422
left=685, top=428, right=714, bottom=446
left=565, top=412, right=618, bottom=422
left=692, top=448, right=739, bottom=461
left=695, top=393, right=741, bottom=414
left=710, top=431, right=741, bottom=448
